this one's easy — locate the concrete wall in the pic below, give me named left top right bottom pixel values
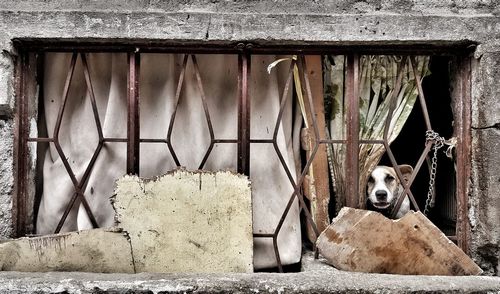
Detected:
left=0, top=0, right=499, bottom=275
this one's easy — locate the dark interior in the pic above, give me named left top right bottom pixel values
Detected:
left=380, top=56, right=456, bottom=236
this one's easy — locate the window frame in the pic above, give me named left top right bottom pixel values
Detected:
left=12, top=42, right=474, bottom=271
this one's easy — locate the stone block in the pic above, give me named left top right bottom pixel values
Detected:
left=113, top=170, right=253, bottom=273
left=470, top=127, right=500, bottom=275
left=473, top=52, right=500, bottom=128
left=0, top=54, right=13, bottom=118
left=317, top=207, right=482, bottom=275
left=0, top=228, right=135, bottom=273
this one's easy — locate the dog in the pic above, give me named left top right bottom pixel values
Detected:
left=366, top=165, right=413, bottom=219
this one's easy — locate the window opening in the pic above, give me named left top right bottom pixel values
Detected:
left=14, top=46, right=472, bottom=272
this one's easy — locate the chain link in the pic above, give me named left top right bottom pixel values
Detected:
left=424, top=130, right=445, bottom=215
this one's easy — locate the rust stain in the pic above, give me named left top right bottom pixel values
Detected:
left=450, top=262, right=467, bottom=275
left=324, top=229, right=343, bottom=244
left=373, top=245, right=399, bottom=260
left=407, top=236, right=435, bottom=257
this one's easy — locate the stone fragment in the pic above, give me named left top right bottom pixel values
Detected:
left=317, top=207, right=482, bottom=275
left=113, top=169, right=253, bottom=273
left=0, top=228, right=134, bottom=273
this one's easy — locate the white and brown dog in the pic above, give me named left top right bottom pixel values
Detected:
left=366, top=165, right=413, bottom=219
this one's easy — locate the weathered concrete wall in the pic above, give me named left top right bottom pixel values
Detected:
left=470, top=50, right=500, bottom=276
left=0, top=0, right=499, bottom=52
left=0, top=0, right=499, bottom=276
left=0, top=119, right=13, bottom=241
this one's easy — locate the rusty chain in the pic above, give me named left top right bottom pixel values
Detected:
left=424, top=130, right=446, bottom=216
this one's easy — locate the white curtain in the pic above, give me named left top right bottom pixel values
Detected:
left=36, top=53, right=302, bottom=270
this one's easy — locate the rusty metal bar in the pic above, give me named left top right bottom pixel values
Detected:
left=383, top=56, right=407, bottom=142
left=212, top=139, right=238, bottom=143
left=250, top=139, right=274, bottom=143
left=53, top=53, right=77, bottom=140
left=320, top=139, right=347, bottom=144
left=56, top=148, right=103, bottom=232
left=52, top=54, right=79, bottom=188
left=403, top=141, right=434, bottom=191
left=253, top=233, right=274, bottom=238
left=359, top=139, right=385, bottom=144
left=127, top=51, right=140, bottom=174
left=166, top=54, right=189, bottom=167
left=385, top=141, right=420, bottom=215
left=269, top=57, right=322, bottom=272
left=31, top=54, right=46, bottom=234
left=272, top=60, right=297, bottom=188
left=345, top=54, right=360, bottom=207
left=140, top=138, right=168, bottom=143
left=456, top=56, right=472, bottom=254
left=52, top=142, right=78, bottom=186
left=387, top=56, right=421, bottom=217
left=49, top=53, right=82, bottom=232
left=54, top=191, right=80, bottom=233
left=13, top=51, right=29, bottom=236
left=142, top=138, right=238, bottom=144
left=27, top=138, right=54, bottom=142
left=264, top=58, right=296, bottom=273
left=191, top=54, right=216, bottom=170
left=237, top=53, right=251, bottom=175
left=55, top=52, right=107, bottom=232
left=410, top=56, right=433, bottom=131
left=103, top=138, right=128, bottom=143
left=17, top=40, right=475, bottom=56
left=81, top=53, right=104, bottom=141
left=381, top=57, right=419, bottom=216
left=272, top=236, right=283, bottom=272
left=54, top=143, right=101, bottom=234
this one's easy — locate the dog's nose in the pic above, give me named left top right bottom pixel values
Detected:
left=375, top=190, right=387, bottom=201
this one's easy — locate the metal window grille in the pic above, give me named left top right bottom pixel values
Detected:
left=13, top=44, right=472, bottom=272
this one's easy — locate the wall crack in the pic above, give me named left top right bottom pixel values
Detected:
left=205, top=15, right=211, bottom=39
left=122, top=230, right=137, bottom=274
left=471, top=122, right=500, bottom=130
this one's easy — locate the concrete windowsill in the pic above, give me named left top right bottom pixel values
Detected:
left=1, top=253, right=499, bottom=293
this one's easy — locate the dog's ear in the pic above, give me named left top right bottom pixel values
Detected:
left=397, top=164, right=413, bottom=183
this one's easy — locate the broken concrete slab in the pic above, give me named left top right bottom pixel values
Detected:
left=317, top=207, right=482, bottom=275
left=0, top=228, right=134, bottom=273
left=113, top=169, right=253, bottom=273
left=0, top=169, right=252, bottom=274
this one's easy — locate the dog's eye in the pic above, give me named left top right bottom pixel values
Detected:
left=386, top=175, right=395, bottom=182
left=368, top=177, right=375, bottom=184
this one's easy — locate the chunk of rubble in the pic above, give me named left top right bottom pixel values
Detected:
left=113, top=170, right=253, bottom=273
left=0, top=228, right=134, bottom=273
left=316, top=207, right=482, bottom=275
left=0, top=169, right=253, bottom=273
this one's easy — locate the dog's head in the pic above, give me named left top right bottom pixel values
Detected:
left=366, top=165, right=413, bottom=210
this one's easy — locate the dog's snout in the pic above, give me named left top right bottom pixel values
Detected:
left=375, top=190, right=387, bottom=200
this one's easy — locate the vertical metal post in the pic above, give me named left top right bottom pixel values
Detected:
left=13, top=51, right=28, bottom=237
left=237, top=53, right=251, bottom=176
left=456, top=56, right=472, bottom=254
left=345, top=54, right=360, bottom=207
left=127, top=51, right=140, bottom=175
